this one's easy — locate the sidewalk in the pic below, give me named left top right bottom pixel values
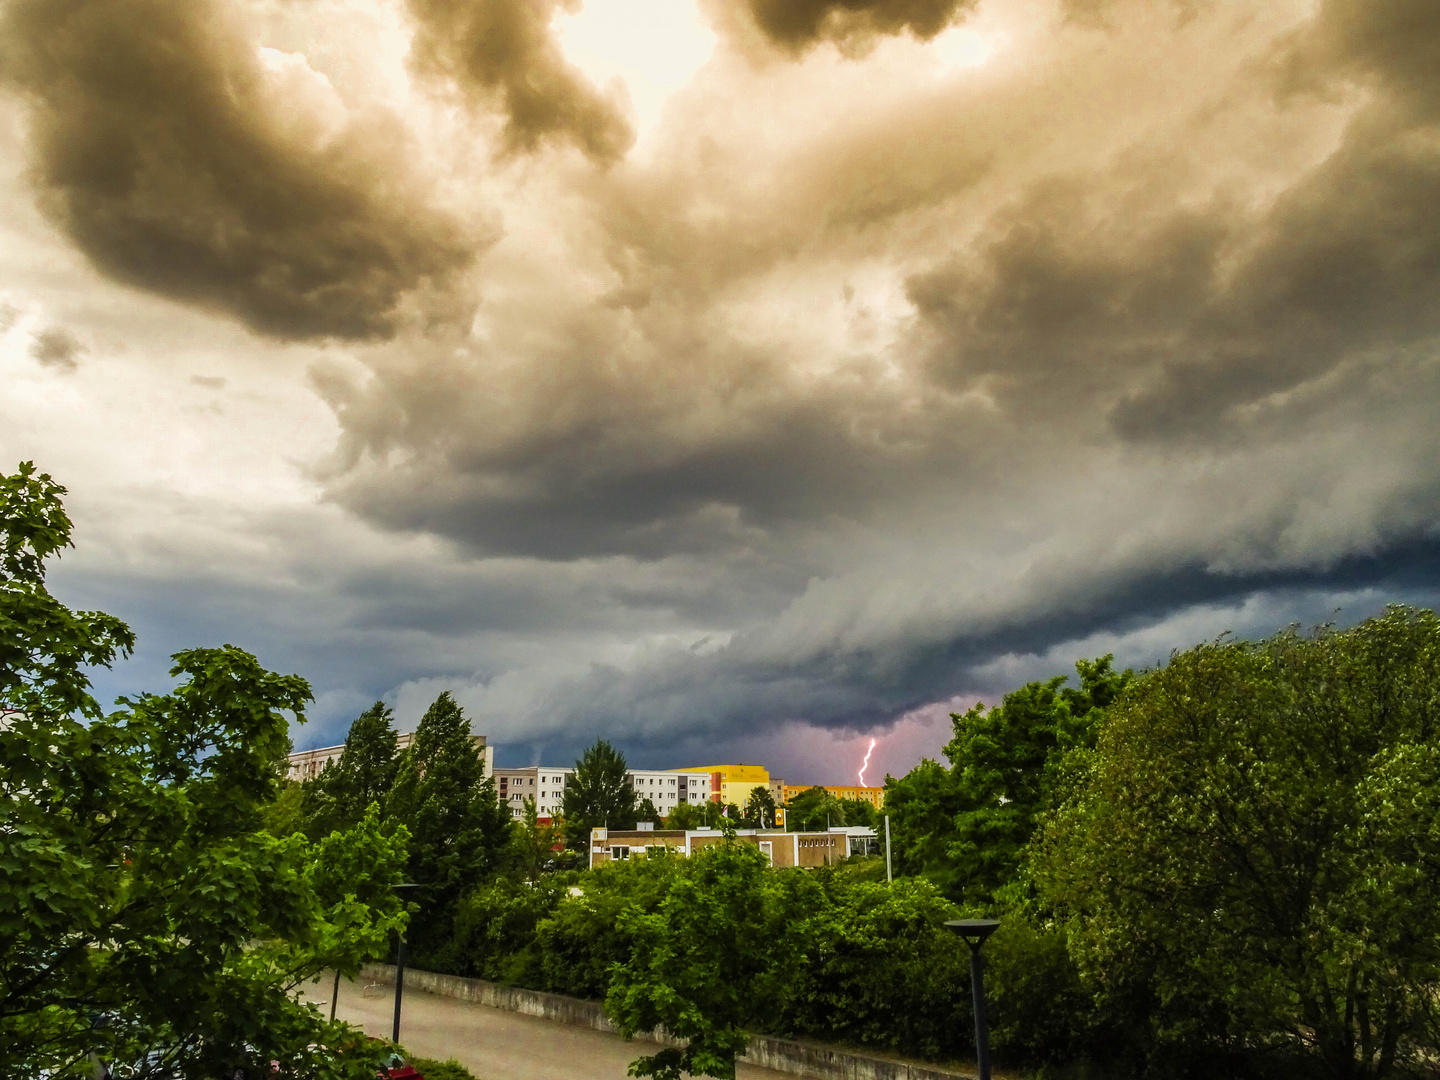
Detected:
left=302, top=974, right=796, bottom=1080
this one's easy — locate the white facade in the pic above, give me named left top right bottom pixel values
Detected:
left=285, top=731, right=494, bottom=782
left=495, top=766, right=573, bottom=820
left=631, top=769, right=714, bottom=809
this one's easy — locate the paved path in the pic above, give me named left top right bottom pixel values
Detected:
left=302, top=974, right=795, bottom=1080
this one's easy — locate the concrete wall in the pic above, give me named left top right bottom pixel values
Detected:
left=359, top=965, right=975, bottom=1080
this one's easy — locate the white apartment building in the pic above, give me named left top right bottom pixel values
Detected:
left=286, top=731, right=494, bottom=782
left=495, top=766, right=573, bottom=820
left=495, top=766, right=715, bottom=821
left=631, top=769, right=714, bottom=810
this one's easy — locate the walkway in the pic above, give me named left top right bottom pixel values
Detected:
left=302, top=974, right=795, bottom=1080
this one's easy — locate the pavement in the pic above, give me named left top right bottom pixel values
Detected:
left=301, top=973, right=796, bottom=1080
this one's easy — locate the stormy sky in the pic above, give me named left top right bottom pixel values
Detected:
left=3, top=0, right=1439, bottom=782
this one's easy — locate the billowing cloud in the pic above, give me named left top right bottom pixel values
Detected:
left=0, top=0, right=478, bottom=340
left=740, top=0, right=979, bottom=54
left=5, top=0, right=1440, bottom=773
left=405, top=0, right=634, bottom=161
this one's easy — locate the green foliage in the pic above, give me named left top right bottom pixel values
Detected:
left=0, top=462, right=135, bottom=721
left=1035, top=609, right=1440, bottom=1079
left=607, top=841, right=783, bottom=1080
left=663, top=801, right=707, bottom=829
left=388, top=692, right=510, bottom=966
left=741, top=784, right=776, bottom=827
left=303, top=700, right=402, bottom=838
left=837, top=797, right=879, bottom=829
left=0, top=460, right=406, bottom=1079
left=562, top=739, right=637, bottom=847
left=636, top=796, right=661, bottom=823
left=785, top=785, right=845, bottom=831
left=411, top=1058, right=482, bottom=1080
left=508, top=795, right=564, bottom=881
left=944, top=654, right=1131, bottom=905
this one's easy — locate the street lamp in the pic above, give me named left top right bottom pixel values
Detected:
left=945, top=919, right=1000, bottom=1080
left=391, top=883, right=425, bottom=1044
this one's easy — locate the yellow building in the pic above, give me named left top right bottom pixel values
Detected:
left=681, top=763, right=771, bottom=808
left=783, top=783, right=886, bottom=810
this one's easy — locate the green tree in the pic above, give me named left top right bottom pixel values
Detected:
left=1036, top=611, right=1440, bottom=1079
left=607, top=836, right=788, bottom=1079
left=664, top=801, right=707, bottom=829
left=303, top=700, right=401, bottom=838
left=836, top=797, right=878, bottom=830
left=883, top=759, right=963, bottom=887
left=561, top=739, right=637, bottom=847
left=636, top=797, right=661, bottom=823
left=741, top=784, right=776, bottom=827
left=944, top=654, right=1131, bottom=904
left=786, top=785, right=845, bottom=831
left=386, top=691, right=509, bottom=964
left=509, top=796, right=562, bottom=882
left=0, top=462, right=405, bottom=1078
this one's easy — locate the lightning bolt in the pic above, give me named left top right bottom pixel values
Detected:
left=857, top=737, right=877, bottom=786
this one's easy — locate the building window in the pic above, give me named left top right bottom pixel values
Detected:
left=610, top=846, right=630, bottom=860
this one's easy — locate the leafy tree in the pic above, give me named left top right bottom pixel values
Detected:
left=303, top=700, right=401, bottom=838
left=0, top=462, right=405, bottom=1078
left=741, top=785, right=776, bottom=827
left=636, top=797, right=661, bottom=823
left=1036, top=611, right=1440, bottom=1078
left=607, top=836, right=789, bottom=1080
left=883, top=759, right=963, bottom=887
left=561, top=739, right=637, bottom=847
left=509, top=795, right=562, bottom=882
left=836, top=797, right=878, bottom=829
left=386, top=691, right=509, bottom=964
left=664, top=801, right=707, bottom=829
left=944, top=654, right=1131, bottom=904
left=786, top=785, right=845, bottom=831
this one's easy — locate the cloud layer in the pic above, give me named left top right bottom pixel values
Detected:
left=0, top=0, right=477, bottom=340
left=4, top=0, right=1440, bottom=775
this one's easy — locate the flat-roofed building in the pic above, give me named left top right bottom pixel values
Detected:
left=589, top=825, right=875, bottom=869
left=783, top=783, right=886, bottom=810
left=495, top=766, right=573, bottom=821
left=679, top=763, right=771, bottom=807
left=286, top=732, right=495, bottom=783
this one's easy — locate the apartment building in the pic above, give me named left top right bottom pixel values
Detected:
left=631, top=768, right=714, bottom=811
left=286, top=731, right=494, bottom=782
left=783, top=783, right=886, bottom=810
left=680, top=763, right=773, bottom=807
left=495, top=766, right=573, bottom=821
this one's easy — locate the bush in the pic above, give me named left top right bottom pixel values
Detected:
left=411, top=1058, right=481, bottom=1080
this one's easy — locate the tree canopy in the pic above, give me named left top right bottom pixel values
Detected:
left=562, top=739, right=637, bottom=846
left=0, top=462, right=405, bottom=1079
left=387, top=691, right=509, bottom=964
left=1035, top=611, right=1440, bottom=1079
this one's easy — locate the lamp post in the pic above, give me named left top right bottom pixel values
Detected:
left=945, top=919, right=1000, bottom=1080
left=391, top=883, right=425, bottom=1045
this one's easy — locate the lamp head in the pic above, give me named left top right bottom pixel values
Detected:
left=945, top=919, right=1001, bottom=945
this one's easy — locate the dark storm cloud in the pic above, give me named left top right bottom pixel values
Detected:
left=742, top=0, right=978, bottom=54
left=29, top=326, right=84, bottom=371
left=0, top=0, right=477, bottom=340
left=404, top=0, right=633, bottom=161
left=309, top=0, right=1440, bottom=751
left=905, top=0, right=1440, bottom=443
